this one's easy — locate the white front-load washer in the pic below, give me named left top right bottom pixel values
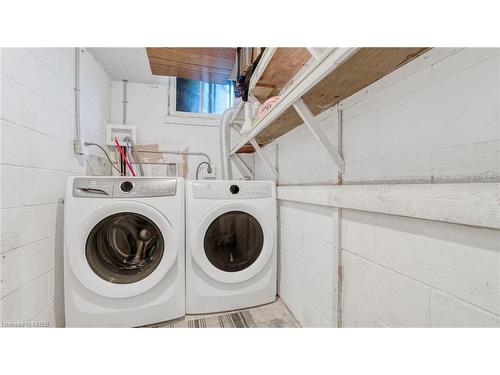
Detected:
left=186, top=180, right=277, bottom=314
left=64, top=176, right=185, bottom=327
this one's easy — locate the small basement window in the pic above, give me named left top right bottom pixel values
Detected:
left=173, top=77, right=234, bottom=115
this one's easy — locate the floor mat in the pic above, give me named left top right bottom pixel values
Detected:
left=148, top=298, right=300, bottom=328
left=161, top=310, right=257, bottom=328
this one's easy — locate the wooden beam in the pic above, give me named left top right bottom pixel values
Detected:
left=231, top=154, right=254, bottom=179
left=250, top=139, right=278, bottom=181
left=277, top=183, right=500, bottom=229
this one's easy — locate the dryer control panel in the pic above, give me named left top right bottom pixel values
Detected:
left=192, top=181, right=273, bottom=199
left=73, top=178, right=177, bottom=198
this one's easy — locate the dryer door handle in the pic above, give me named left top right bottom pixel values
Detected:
left=76, top=187, right=110, bottom=196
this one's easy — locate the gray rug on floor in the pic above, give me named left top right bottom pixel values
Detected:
left=161, top=310, right=257, bottom=328
left=149, top=299, right=300, bottom=328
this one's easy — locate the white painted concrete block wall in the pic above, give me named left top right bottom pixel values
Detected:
left=0, top=48, right=110, bottom=327
left=279, top=201, right=337, bottom=327
left=341, top=48, right=500, bottom=184
left=253, top=48, right=500, bottom=327
left=342, top=210, right=500, bottom=327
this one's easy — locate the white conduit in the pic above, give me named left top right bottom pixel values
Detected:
left=220, top=107, right=236, bottom=180
left=122, top=79, right=128, bottom=125
left=73, top=47, right=85, bottom=155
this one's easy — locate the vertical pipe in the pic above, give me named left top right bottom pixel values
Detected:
left=122, top=79, right=128, bottom=125
left=122, top=80, right=128, bottom=175
left=336, top=104, right=344, bottom=327
left=73, top=47, right=84, bottom=155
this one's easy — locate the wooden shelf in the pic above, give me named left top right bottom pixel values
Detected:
left=238, top=143, right=259, bottom=153
left=232, top=47, right=430, bottom=154
left=251, top=48, right=312, bottom=102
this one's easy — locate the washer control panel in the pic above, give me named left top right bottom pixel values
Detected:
left=73, top=178, right=177, bottom=198
left=193, top=181, right=273, bottom=199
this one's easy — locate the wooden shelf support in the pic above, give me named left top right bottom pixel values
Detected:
left=231, top=154, right=254, bottom=179
left=293, top=98, right=345, bottom=173
left=307, top=48, right=326, bottom=60
left=250, top=138, right=278, bottom=181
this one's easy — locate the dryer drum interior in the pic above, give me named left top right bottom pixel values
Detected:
left=85, top=212, right=164, bottom=284
left=203, top=210, right=264, bottom=272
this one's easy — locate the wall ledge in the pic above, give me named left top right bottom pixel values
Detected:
left=277, top=183, right=500, bottom=229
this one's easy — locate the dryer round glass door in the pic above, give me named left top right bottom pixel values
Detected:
left=203, top=211, right=264, bottom=272
left=85, top=212, right=164, bottom=284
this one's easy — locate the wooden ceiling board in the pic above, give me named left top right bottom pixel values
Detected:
left=148, top=58, right=232, bottom=77
left=172, top=48, right=236, bottom=60
left=147, top=49, right=234, bottom=71
left=147, top=47, right=236, bottom=84
left=149, top=66, right=229, bottom=84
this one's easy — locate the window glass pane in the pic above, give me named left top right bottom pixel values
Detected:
left=176, top=78, right=199, bottom=113
left=213, top=82, right=232, bottom=114
left=176, top=78, right=234, bottom=115
left=201, top=81, right=211, bottom=113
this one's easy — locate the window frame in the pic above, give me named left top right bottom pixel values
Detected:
left=165, top=77, right=233, bottom=127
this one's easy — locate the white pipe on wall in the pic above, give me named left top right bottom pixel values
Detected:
left=122, top=79, right=128, bottom=125
left=73, top=47, right=85, bottom=155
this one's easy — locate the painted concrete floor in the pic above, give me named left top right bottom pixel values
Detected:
left=147, top=298, right=300, bottom=328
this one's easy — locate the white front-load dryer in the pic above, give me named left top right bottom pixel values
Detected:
left=186, top=180, right=277, bottom=314
left=64, top=177, right=185, bottom=327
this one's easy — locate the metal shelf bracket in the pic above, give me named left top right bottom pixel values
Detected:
left=293, top=98, right=345, bottom=173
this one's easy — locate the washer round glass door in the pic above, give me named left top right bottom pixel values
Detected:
left=204, top=211, right=263, bottom=272
left=69, top=201, right=177, bottom=298
left=85, top=212, right=164, bottom=284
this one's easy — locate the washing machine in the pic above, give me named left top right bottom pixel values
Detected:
left=64, top=177, right=185, bottom=327
left=186, top=180, right=277, bottom=314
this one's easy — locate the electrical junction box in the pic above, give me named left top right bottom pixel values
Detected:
left=106, top=124, right=137, bottom=146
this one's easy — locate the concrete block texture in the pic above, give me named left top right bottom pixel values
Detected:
left=342, top=251, right=432, bottom=327
left=342, top=210, right=500, bottom=317
left=277, top=201, right=337, bottom=327
left=0, top=48, right=110, bottom=327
